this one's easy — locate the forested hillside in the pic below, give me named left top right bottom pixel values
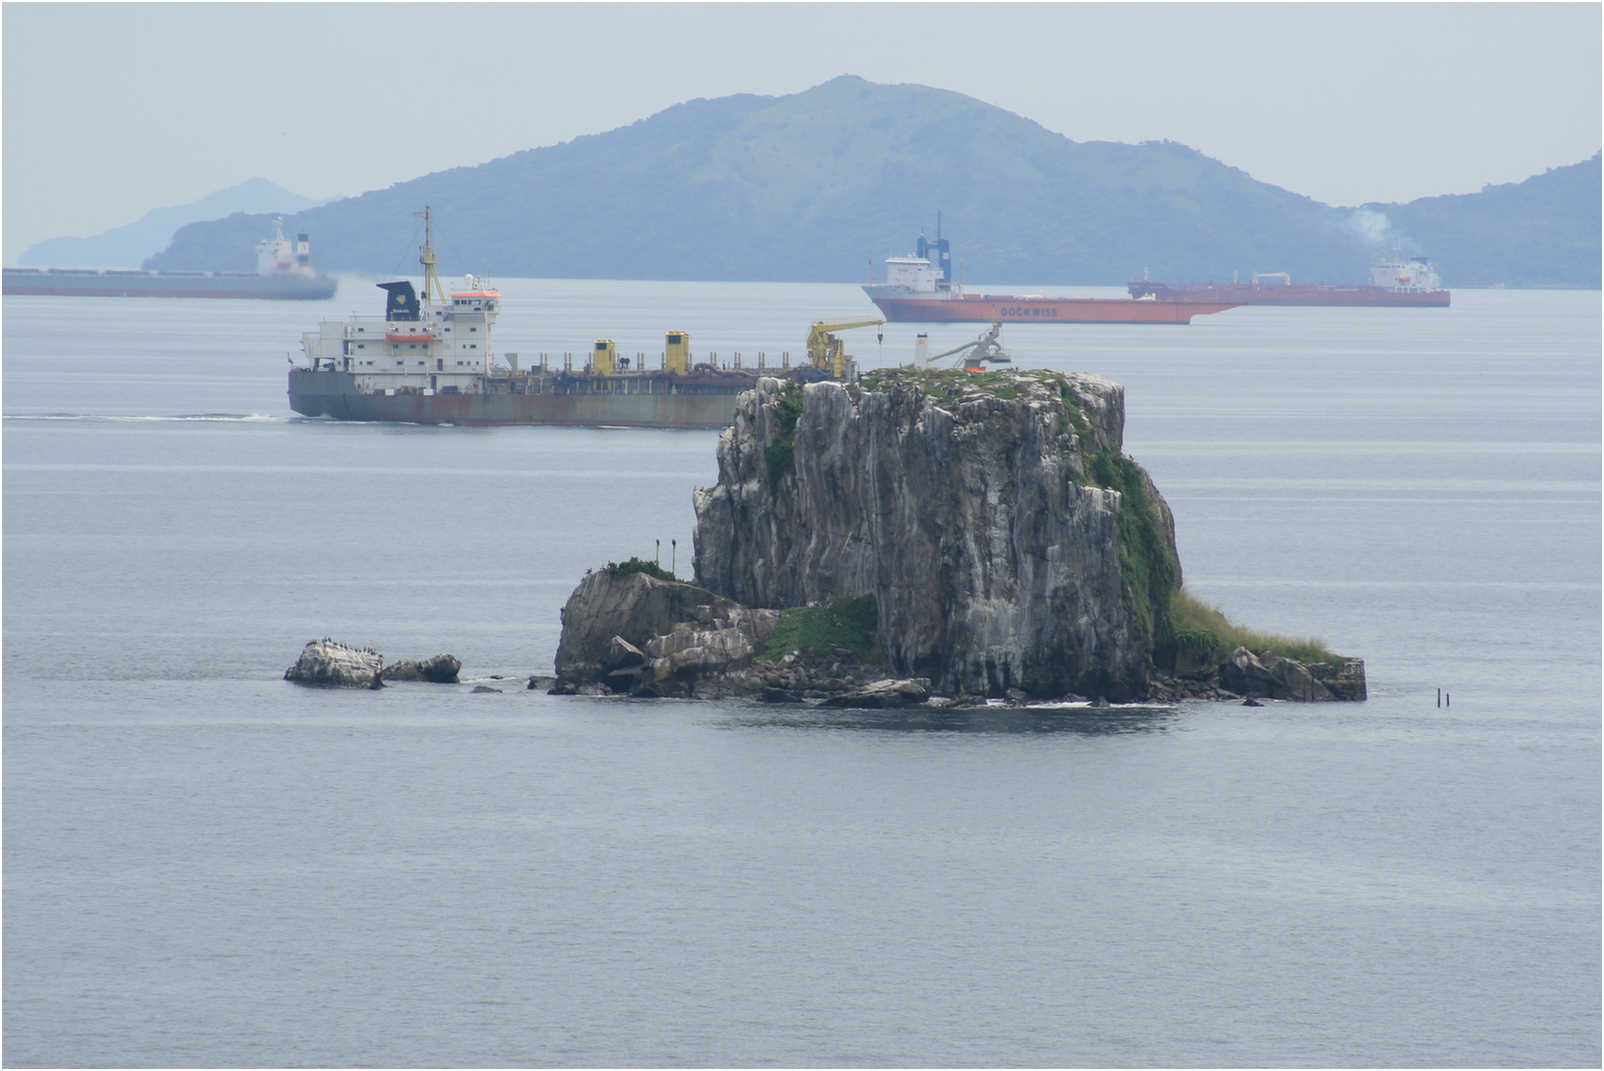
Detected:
left=1380, top=155, right=1600, bottom=288
left=146, top=77, right=1600, bottom=287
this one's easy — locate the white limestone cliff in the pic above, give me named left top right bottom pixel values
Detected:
left=691, top=370, right=1178, bottom=700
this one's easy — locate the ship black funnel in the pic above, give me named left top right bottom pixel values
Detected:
left=378, top=281, right=420, bottom=321
left=916, top=232, right=952, bottom=285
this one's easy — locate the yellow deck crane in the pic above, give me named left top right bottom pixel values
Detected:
left=806, top=319, right=884, bottom=380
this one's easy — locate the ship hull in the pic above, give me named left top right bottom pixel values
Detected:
left=1128, top=282, right=1451, bottom=308
left=3, top=268, right=336, bottom=300
left=864, top=291, right=1237, bottom=324
left=288, top=369, right=748, bottom=429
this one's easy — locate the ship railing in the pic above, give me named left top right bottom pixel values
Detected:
left=518, top=351, right=795, bottom=375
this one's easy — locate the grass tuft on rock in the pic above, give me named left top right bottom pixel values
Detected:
left=764, top=595, right=878, bottom=660
left=1166, top=588, right=1337, bottom=665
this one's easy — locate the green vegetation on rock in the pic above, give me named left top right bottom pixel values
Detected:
left=858, top=366, right=1087, bottom=407
left=1087, top=449, right=1180, bottom=644
left=860, top=366, right=1014, bottom=401
left=763, top=383, right=806, bottom=488
left=764, top=595, right=878, bottom=660
left=603, top=556, right=677, bottom=582
left=1057, top=380, right=1090, bottom=436
left=1164, top=587, right=1336, bottom=665
left=1081, top=450, right=1336, bottom=670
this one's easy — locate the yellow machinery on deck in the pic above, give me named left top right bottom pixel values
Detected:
left=665, top=330, right=691, bottom=374
left=806, top=319, right=884, bottom=379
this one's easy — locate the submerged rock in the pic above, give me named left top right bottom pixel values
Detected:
left=284, top=638, right=383, bottom=689
left=819, top=678, right=933, bottom=709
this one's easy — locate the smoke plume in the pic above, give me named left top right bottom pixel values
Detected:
left=1345, top=209, right=1395, bottom=250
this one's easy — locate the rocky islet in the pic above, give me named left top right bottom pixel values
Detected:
left=554, top=369, right=1366, bottom=707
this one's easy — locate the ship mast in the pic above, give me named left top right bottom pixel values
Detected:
left=417, top=205, right=447, bottom=307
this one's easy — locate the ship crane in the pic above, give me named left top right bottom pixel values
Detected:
left=806, top=319, right=884, bottom=379
left=926, top=320, right=1011, bottom=371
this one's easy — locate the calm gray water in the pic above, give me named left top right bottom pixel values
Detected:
left=4, top=279, right=1599, bottom=1067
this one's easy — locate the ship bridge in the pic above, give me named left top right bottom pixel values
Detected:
left=301, top=274, right=500, bottom=396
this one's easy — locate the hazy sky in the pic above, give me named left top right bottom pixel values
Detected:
left=4, top=2, right=1600, bottom=262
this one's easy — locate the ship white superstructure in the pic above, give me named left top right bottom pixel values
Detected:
left=1370, top=256, right=1443, bottom=293
left=301, top=275, right=500, bottom=397
left=256, top=218, right=319, bottom=278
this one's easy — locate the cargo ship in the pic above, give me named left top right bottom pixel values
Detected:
left=1126, top=256, right=1451, bottom=307
left=3, top=219, right=336, bottom=299
left=862, top=228, right=1239, bottom=324
left=288, top=209, right=862, bottom=429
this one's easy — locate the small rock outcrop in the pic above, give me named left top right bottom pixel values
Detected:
left=286, top=641, right=468, bottom=689
left=555, top=568, right=738, bottom=684
left=1309, top=657, right=1368, bottom=701
left=284, top=639, right=382, bottom=689
left=555, top=569, right=893, bottom=700
left=554, top=568, right=777, bottom=698
left=1215, top=646, right=1369, bottom=702
left=379, top=654, right=462, bottom=683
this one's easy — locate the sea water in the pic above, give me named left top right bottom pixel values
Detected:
left=3, top=280, right=1599, bottom=1067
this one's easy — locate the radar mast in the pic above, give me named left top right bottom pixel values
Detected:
left=417, top=205, right=447, bottom=306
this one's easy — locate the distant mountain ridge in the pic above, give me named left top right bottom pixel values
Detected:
left=1379, top=157, right=1602, bottom=289
left=18, top=178, right=320, bottom=269
left=146, top=77, right=1599, bottom=287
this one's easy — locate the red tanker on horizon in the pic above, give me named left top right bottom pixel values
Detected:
left=861, top=229, right=1239, bottom=325
left=1126, top=258, right=1451, bottom=308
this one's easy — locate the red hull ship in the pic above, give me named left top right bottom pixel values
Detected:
left=1128, top=259, right=1451, bottom=308
left=865, top=291, right=1238, bottom=323
left=862, top=227, right=1239, bottom=325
